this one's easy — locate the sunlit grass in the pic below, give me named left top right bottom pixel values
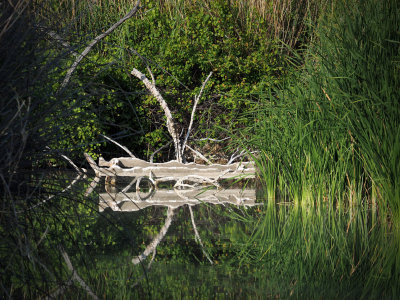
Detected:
left=237, top=0, right=400, bottom=297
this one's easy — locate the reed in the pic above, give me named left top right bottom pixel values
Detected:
left=237, top=0, right=400, bottom=296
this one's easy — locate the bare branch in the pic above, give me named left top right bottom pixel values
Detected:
left=100, top=134, right=136, bottom=158
left=60, top=0, right=141, bottom=89
left=132, top=207, right=175, bottom=265
left=150, top=140, right=172, bottom=163
left=188, top=206, right=213, bottom=264
left=146, top=66, right=156, bottom=86
left=185, top=145, right=212, bottom=165
left=182, top=72, right=212, bottom=157
left=228, top=149, right=259, bottom=164
left=131, top=68, right=182, bottom=162
left=61, top=154, right=83, bottom=174
left=192, top=137, right=230, bottom=142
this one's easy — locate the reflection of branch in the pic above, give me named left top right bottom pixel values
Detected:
left=61, top=0, right=141, bottom=89
left=189, top=206, right=213, bottom=265
left=52, top=247, right=99, bottom=300
left=174, top=175, right=220, bottom=189
left=84, top=153, right=101, bottom=197
left=132, top=207, right=175, bottom=265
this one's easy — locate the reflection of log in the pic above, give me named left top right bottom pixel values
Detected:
left=99, top=188, right=258, bottom=212
left=97, top=157, right=255, bottom=179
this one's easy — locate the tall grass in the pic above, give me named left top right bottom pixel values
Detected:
left=238, top=0, right=400, bottom=296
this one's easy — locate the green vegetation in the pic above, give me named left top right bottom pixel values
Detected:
left=235, top=0, right=400, bottom=297
left=1, top=0, right=400, bottom=298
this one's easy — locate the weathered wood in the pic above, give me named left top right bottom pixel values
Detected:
left=97, top=157, right=255, bottom=179
left=99, top=188, right=258, bottom=211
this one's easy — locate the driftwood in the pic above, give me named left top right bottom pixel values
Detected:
left=95, top=156, right=255, bottom=179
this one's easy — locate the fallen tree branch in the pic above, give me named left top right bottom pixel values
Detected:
left=185, top=144, right=212, bottom=165
left=101, top=134, right=136, bottom=158
left=61, top=0, right=141, bottom=89
left=150, top=140, right=172, bottom=163
left=181, top=72, right=212, bottom=158
left=131, top=68, right=182, bottom=162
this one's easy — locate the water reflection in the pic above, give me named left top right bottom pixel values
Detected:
left=95, top=175, right=260, bottom=267
left=99, top=188, right=258, bottom=212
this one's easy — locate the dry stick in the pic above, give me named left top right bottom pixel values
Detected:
left=42, top=28, right=79, bottom=57
left=61, top=154, right=83, bottom=175
left=131, top=68, right=182, bottom=162
left=100, top=134, right=136, bottom=158
left=185, top=144, right=212, bottom=165
left=181, top=72, right=213, bottom=159
left=192, top=137, right=230, bottom=142
left=132, top=207, right=175, bottom=265
left=17, top=173, right=82, bottom=213
left=188, top=206, right=213, bottom=265
left=59, top=247, right=99, bottom=300
left=60, top=0, right=141, bottom=89
left=150, top=140, right=172, bottom=163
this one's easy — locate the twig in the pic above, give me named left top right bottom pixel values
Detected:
left=150, top=140, right=172, bottom=163
left=132, top=207, right=175, bottom=265
left=40, top=27, right=79, bottom=57
left=146, top=66, right=155, bottom=85
left=18, top=173, right=82, bottom=213
left=131, top=68, right=182, bottom=162
left=60, top=0, right=141, bottom=89
left=185, top=145, right=212, bottom=165
left=59, top=247, right=99, bottom=300
left=100, top=134, right=136, bottom=158
left=188, top=206, right=213, bottom=264
left=181, top=72, right=212, bottom=158
left=61, top=154, right=83, bottom=174
left=192, top=137, right=230, bottom=142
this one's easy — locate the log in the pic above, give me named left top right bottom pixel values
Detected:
left=97, top=157, right=255, bottom=179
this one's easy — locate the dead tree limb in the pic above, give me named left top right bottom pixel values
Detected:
left=181, top=72, right=212, bottom=158
left=61, top=0, right=141, bottom=89
left=132, top=207, right=175, bottom=265
left=101, top=134, right=136, bottom=158
left=185, top=144, right=212, bottom=165
left=131, top=68, right=182, bottom=162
